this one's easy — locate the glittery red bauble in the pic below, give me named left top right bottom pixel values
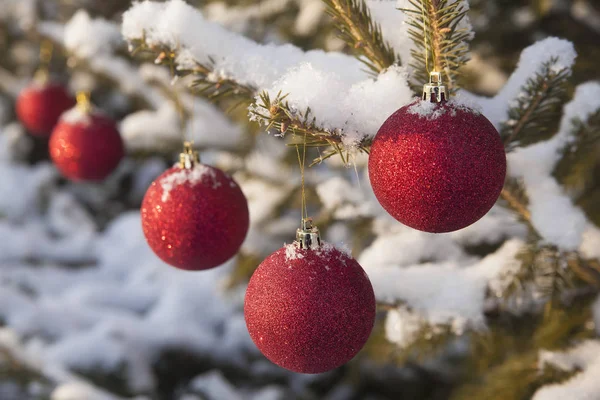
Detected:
left=141, top=164, right=249, bottom=271
left=368, top=100, right=506, bottom=233
left=49, top=110, right=124, bottom=181
left=16, top=83, right=75, bottom=137
left=244, top=243, right=376, bottom=373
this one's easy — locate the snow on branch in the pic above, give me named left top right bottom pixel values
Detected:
left=554, top=82, right=600, bottom=189
left=477, top=37, right=576, bottom=129
left=360, top=230, right=524, bottom=344
left=122, top=0, right=365, bottom=89
left=507, top=80, right=600, bottom=251
left=122, top=0, right=414, bottom=156
left=534, top=341, right=600, bottom=400
left=501, top=58, right=571, bottom=150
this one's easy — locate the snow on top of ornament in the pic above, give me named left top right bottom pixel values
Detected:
left=160, top=163, right=219, bottom=202
left=284, top=243, right=304, bottom=261
left=59, top=106, right=94, bottom=126
left=284, top=241, right=351, bottom=264
left=406, top=96, right=482, bottom=120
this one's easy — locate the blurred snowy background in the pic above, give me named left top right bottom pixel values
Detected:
left=0, top=0, right=600, bottom=399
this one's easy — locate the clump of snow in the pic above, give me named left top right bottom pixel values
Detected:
left=534, top=341, right=600, bottom=400
left=362, top=239, right=524, bottom=342
left=315, top=176, right=374, bottom=219
left=204, top=0, right=290, bottom=34
left=123, top=0, right=413, bottom=148
left=122, top=0, right=365, bottom=88
left=159, top=163, right=218, bottom=201
left=507, top=81, right=600, bottom=250
left=285, top=243, right=304, bottom=261
left=579, top=226, right=600, bottom=260
left=477, top=37, right=577, bottom=127
left=385, top=307, right=440, bottom=347
left=293, top=0, right=324, bottom=36
left=406, top=100, right=444, bottom=118
left=367, top=1, right=410, bottom=64
left=406, top=96, right=482, bottom=119
left=0, top=161, right=55, bottom=222
left=62, top=11, right=124, bottom=59
left=51, top=382, right=125, bottom=400
left=256, top=64, right=412, bottom=148
left=189, top=370, right=242, bottom=400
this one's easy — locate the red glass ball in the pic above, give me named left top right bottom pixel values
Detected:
left=141, top=164, right=249, bottom=271
left=16, top=83, right=75, bottom=136
left=244, top=243, right=376, bottom=373
left=49, top=110, right=125, bottom=181
left=368, top=100, right=506, bottom=233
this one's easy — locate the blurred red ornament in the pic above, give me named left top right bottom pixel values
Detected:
left=49, top=95, right=124, bottom=182
left=244, top=220, right=376, bottom=374
left=141, top=143, right=249, bottom=271
left=368, top=73, right=506, bottom=233
left=16, top=82, right=75, bottom=137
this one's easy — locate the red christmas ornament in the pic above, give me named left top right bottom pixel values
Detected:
left=368, top=72, right=506, bottom=233
left=141, top=143, right=249, bottom=271
left=16, top=82, right=75, bottom=137
left=49, top=96, right=124, bottom=182
left=245, top=219, right=376, bottom=374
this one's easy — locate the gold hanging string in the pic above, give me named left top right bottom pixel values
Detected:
left=173, top=89, right=188, bottom=142
left=420, top=1, right=430, bottom=75
left=295, top=133, right=308, bottom=223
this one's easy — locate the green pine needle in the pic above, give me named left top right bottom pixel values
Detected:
left=322, top=0, right=399, bottom=74
left=554, top=108, right=600, bottom=190
left=400, top=0, right=472, bottom=93
left=501, top=58, right=570, bottom=150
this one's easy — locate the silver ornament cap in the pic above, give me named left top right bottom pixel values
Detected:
left=422, top=71, right=447, bottom=103
left=179, top=141, right=200, bottom=169
left=296, top=218, right=321, bottom=249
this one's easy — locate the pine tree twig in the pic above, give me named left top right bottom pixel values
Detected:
left=400, top=0, right=472, bottom=93
left=249, top=91, right=372, bottom=165
left=501, top=58, right=570, bottom=150
left=554, top=108, right=600, bottom=189
left=128, top=38, right=256, bottom=104
left=322, top=0, right=399, bottom=73
left=499, top=179, right=538, bottom=237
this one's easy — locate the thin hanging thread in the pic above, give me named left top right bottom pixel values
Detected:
left=295, top=133, right=308, bottom=223
left=421, top=0, right=431, bottom=74
left=171, top=77, right=188, bottom=143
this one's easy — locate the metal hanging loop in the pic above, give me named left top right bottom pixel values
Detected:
left=179, top=141, right=200, bottom=169
left=296, top=217, right=321, bottom=250
left=422, top=71, right=448, bottom=103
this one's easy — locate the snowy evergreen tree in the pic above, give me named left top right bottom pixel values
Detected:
left=0, top=0, right=599, bottom=399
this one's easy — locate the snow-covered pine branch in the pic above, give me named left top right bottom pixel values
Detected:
left=554, top=82, right=600, bottom=190
left=122, top=0, right=413, bottom=154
